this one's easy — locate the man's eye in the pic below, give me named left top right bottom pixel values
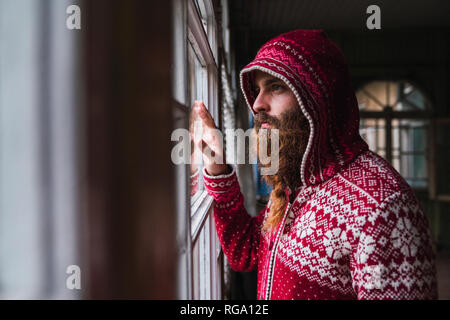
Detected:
left=272, top=84, right=283, bottom=91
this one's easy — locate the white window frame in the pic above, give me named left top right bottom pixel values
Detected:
left=173, top=0, right=223, bottom=300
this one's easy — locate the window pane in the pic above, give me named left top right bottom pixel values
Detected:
left=186, top=0, right=222, bottom=300
left=192, top=235, right=200, bottom=299
left=188, top=39, right=207, bottom=199
left=360, top=118, right=386, bottom=159
left=436, top=122, right=450, bottom=195
left=356, top=87, right=383, bottom=111
left=358, top=80, right=430, bottom=189
left=358, top=81, right=390, bottom=111
left=361, top=118, right=428, bottom=188
left=398, top=119, right=427, bottom=153
left=396, top=82, right=426, bottom=111
left=394, top=119, right=428, bottom=188
left=200, top=215, right=211, bottom=299
left=195, top=0, right=208, bottom=34
left=192, top=214, right=212, bottom=300
left=357, top=81, right=428, bottom=111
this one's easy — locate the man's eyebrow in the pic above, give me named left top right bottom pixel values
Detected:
left=254, top=78, right=283, bottom=88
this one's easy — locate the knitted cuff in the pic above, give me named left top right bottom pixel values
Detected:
left=202, top=165, right=238, bottom=195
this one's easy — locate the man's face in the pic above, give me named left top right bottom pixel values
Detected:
left=251, top=70, right=309, bottom=191
left=252, top=70, right=298, bottom=127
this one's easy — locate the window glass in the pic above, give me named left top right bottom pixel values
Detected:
left=188, top=39, right=207, bottom=199
left=184, top=0, right=222, bottom=300
left=195, top=0, right=208, bottom=34
left=357, top=81, right=427, bottom=111
left=396, top=119, right=428, bottom=188
left=436, top=122, right=450, bottom=195
left=357, top=80, right=429, bottom=189
left=360, top=118, right=386, bottom=159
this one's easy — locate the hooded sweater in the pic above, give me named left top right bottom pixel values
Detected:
left=203, top=30, right=437, bottom=300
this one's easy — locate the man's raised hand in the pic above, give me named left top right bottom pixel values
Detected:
left=190, top=101, right=230, bottom=176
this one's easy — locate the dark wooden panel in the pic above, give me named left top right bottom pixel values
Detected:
left=82, top=0, right=176, bottom=299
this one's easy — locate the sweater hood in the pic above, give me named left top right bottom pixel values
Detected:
left=240, top=29, right=368, bottom=187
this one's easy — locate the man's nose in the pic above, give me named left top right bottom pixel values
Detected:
left=252, top=92, right=270, bottom=114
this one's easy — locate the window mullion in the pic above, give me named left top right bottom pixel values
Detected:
left=187, top=0, right=217, bottom=68
left=386, top=112, right=393, bottom=164
left=186, top=0, right=220, bottom=300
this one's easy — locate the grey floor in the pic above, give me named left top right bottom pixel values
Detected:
left=437, top=250, right=450, bottom=300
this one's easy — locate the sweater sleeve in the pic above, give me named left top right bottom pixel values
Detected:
left=351, top=191, right=438, bottom=300
left=203, top=165, right=266, bottom=272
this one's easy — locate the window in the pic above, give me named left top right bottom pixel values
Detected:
left=357, top=81, right=429, bottom=112
left=357, top=80, right=430, bottom=189
left=188, top=33, right=208, bottom=200
left=173, top=0, right=223, bottom=300
left=392, top=118, right=428, bottom=188
left=0, top=0, right=81, bottom=299
left=430, top=119, right=450, bottom=201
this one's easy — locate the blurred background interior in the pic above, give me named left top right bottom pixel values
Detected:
left=0, top=0, right=449, bottom=299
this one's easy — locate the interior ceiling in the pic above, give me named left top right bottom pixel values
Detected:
left=231, top=0, right=450, bottom=33
left=229, top=0, right=450, bottom=69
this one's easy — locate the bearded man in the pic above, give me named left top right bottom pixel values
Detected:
left=191, top=29, right=437, bottom=300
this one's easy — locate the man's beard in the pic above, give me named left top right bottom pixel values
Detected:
left=253, top=107, right=309, bottom=232
left=254, top=107, right=309, bottom=192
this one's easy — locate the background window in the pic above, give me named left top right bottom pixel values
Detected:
left=356, top=80, right=429, bottom=112
left=357, top=80, right=430, bottom=189
left=392, top=119, right=428, bottom=188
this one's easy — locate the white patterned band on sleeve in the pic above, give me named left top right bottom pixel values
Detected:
left=202, top=165, right=236, bottom=180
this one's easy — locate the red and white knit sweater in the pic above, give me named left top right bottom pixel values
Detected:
left=203, top=30, right=437, bottom=300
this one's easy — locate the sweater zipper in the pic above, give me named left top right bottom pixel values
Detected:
left=264, top=201, right=292, bottom=300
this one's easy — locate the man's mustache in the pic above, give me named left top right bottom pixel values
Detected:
left=254, top=112, right=281, bottom=130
